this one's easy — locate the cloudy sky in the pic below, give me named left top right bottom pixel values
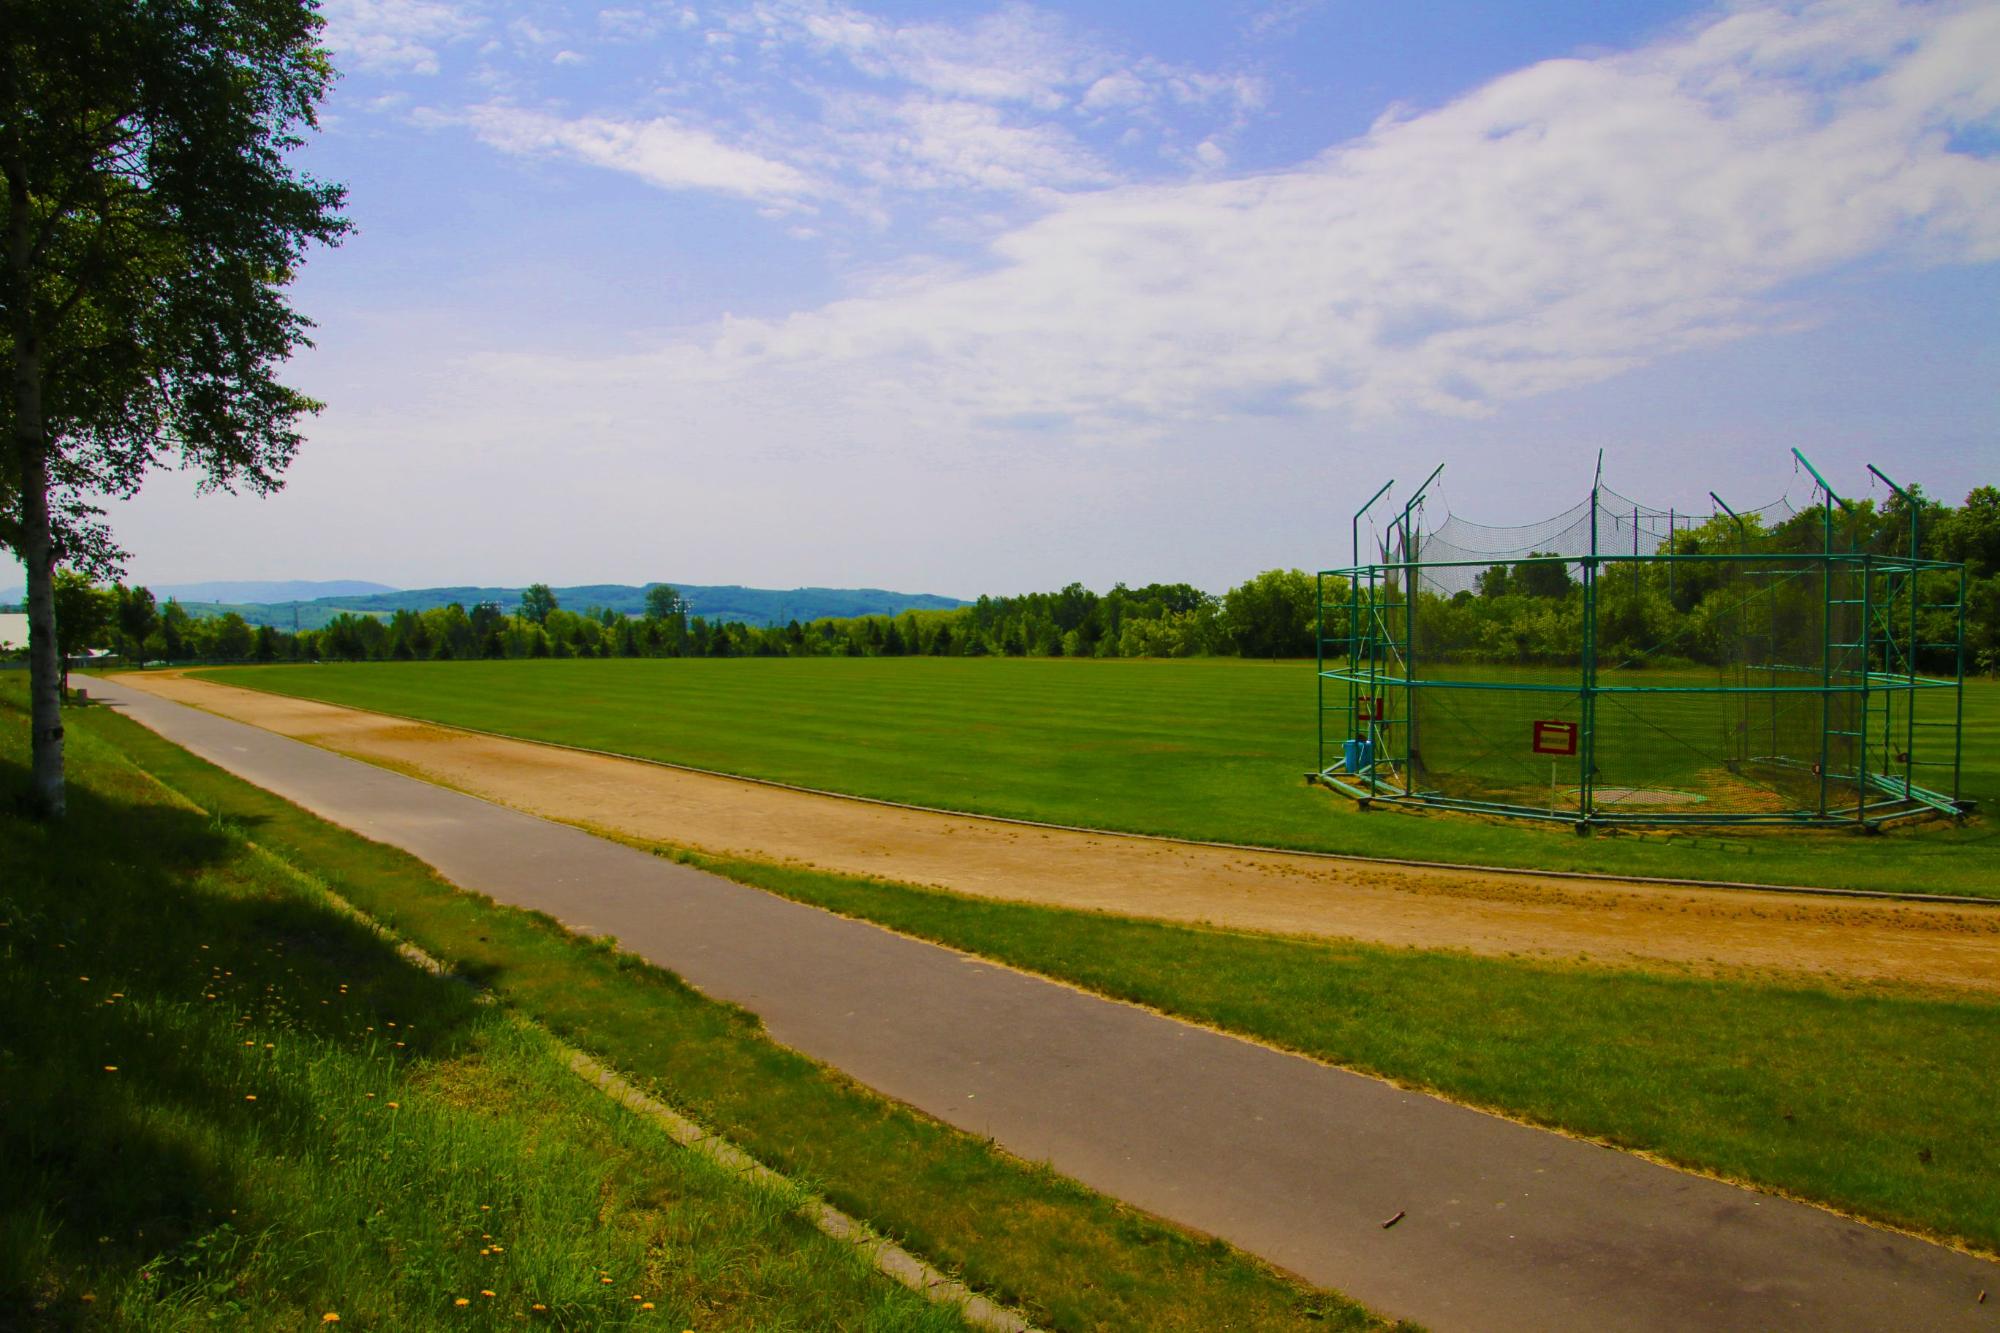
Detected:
left=79, top=0, right=2000, bottom=597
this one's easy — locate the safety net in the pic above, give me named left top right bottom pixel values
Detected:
left=1320, top=469, right=1964, bottom=827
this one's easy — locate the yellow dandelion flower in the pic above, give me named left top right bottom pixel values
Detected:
left=480, top=1204, right=491, bottom=1211
left=387, top=1101, right=401, bottom=1109
left=480, top=1289, right=495, bottom=1298
left=103, top=1065, right=117, bottom=1072
left=490, top=1244, right=504, bottom=1252
left=245, top=1041, right=255, bottom=1047
left=641, top=1302, right=655, bottom=1311
left=532, top=1303, right=547, bottom=1312
left=244, top=1094, right=257, bottom=1102
left=323, top=1314, right=341, bottom=1324
left=454, top=1297, right=469, bottom=1306
left=480, top=1248, right=491, bottom=1257
left=600, top=1277, right=613, bottom=1285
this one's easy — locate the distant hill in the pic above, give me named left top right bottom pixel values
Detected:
left=169, top=583, right=965, bottom=631
left=155, top=579, right=401, bottom=604
left=0, top=579, right=398, bottom=609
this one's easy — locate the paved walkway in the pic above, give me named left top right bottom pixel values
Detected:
left=89, top=676, right=1998, bottom=1331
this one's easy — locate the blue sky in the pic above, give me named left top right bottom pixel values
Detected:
left=79, top=0, right=2000, bottom=597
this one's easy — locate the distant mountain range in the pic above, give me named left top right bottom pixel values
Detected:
left=156, top=579, right=402, bottom=604
left=0, top=579, right=396, bottom=607
left=0, top=580, right=966, bottom=630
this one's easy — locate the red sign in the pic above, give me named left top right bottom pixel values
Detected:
left=1356, top=696, right=1385, bottom=721
left=1532, top=720, right=1578, bottom=756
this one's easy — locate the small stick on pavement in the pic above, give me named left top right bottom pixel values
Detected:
left=1381, top=1210, right=1405, bottom=1230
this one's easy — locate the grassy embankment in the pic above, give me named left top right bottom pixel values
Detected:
left=0, top=697, right=959, bottom=1328
left=6, top=683, right=1387, bottom=1331
left=201, top=658, right=2000, bottom=898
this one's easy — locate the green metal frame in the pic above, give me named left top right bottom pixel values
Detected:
left=1313, top=454, right=1970, bottom=830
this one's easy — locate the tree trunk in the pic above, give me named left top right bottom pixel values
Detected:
left=6, top=99, right=64, bottom=817
left=7, top=238, right=61, bottom=814
left=17, top=399, right=65, bottom=819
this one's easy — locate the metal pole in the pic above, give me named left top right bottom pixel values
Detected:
left=1709, top=492, right=1747, bottom=545
left=1348, top=479, right=1395, bottom=781
left=1397, top=465, right=1443, bottom=798
left=1316, top=570, right=1325, bottom=779
left=1867, top=464, right=1922, bottom=801
left=1710, top=491, right=1754, bottom=769
left=1866, top=464, right=1920, bottom=561
left=1954, top=565, right=1966, bottom=807
left=1354, top=479, right=1395, bottom=572
left=1793, top=448, right=1851, bottom=818
left=1581, top=451, right=1603, bottom=826
left=1858, top=557, right=1871, bottom=824
left=1633, top=503, right=1640, bottom=594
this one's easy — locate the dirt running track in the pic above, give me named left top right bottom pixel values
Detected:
left=122, top=672, right=2000, bottom=994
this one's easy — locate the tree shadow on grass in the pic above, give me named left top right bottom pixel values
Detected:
left=0, top=746, right=489, bottom=1322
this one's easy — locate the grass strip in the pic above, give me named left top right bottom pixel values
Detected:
left=65, top=691, right=1392, bottom=1330
left=640, top=848, right=2000, bottom=1257
left=0, top=696, right=962, bottom=1330
left=195, top=658, right=2000, bottom=900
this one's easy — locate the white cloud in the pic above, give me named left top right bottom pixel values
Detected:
left=1245, top=0, right=1325, bottom=41
left=823, top=93, right=1111, bottom=193
left=434, top=2, right=1266, bottom=222
left=491, top=0, right=2000, bottom=438
left=321, top=0, right=481, bottom=76
left=464, top=104, right=821, bottom=201
left=733, top=0, right=1263, bottom=160
left=508, top=16, right=561, bottom=47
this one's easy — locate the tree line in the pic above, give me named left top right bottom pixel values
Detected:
left=1405, top=486, right=1999, bottom=676
left=25, top=486, right=1996, bottom=679
left=30, top=570, right=1336, bottom=667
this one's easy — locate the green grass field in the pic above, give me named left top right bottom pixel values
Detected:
left=12, top=681, right=1384, bottom=1331
left=200, top=658, right=2000, bottom=898
left=88, top=661, right=2000, bottom=1256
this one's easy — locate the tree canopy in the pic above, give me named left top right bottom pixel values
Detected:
left=1, top=0, right=348, bottom=814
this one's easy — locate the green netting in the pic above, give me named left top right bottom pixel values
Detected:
left=1316, top=462, right=1968, bottom=829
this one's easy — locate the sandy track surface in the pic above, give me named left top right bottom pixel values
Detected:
left=119, top=672, right=2000, bottom=994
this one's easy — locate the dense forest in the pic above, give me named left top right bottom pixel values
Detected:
left=23, top=486, right=1998, bottom=677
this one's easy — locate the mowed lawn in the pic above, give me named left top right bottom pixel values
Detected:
left=200, top=658, right=2000, bottom=897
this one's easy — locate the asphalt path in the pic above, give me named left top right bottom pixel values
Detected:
left=87, top=675, right=1999, bottom=1331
